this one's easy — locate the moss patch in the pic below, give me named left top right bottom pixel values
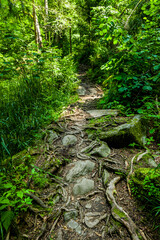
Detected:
left=113, top=207, right=128, bottom=220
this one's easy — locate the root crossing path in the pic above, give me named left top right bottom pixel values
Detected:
left=21, top=69, right=156, bottom=240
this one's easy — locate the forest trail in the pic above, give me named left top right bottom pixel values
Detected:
left=18, top=67, right=158, bottom=240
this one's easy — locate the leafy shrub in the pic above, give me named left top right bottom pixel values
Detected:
left=130, top=166, right=160, bottom=228
left=0, top=169, right=33, bottom=239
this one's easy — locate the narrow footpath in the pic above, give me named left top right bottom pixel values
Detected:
left=18, top=68, right=159, bottom=240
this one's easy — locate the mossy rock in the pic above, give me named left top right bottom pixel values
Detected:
left=2, top=149, right=38, bottom=167
left=132, top=168, right=160, bottom=185
left=131, top=168, right=160, bottom=201
left=96, top=115, right=146, bottom=148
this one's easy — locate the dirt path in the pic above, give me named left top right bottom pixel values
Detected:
left=18, top=68, right=159, bottom=240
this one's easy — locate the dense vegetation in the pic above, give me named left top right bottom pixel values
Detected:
left=0, top=0, right=160, bottom=239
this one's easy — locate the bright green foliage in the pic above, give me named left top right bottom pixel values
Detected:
left=0, top=169, right=33, bottom=239
left=88, top=0, right=160, bottom=143
left=95, top=0, right=160, bottom=110
left=130, top=166, right=160, bottom=227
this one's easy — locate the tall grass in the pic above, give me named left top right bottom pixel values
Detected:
left=0, top=46, right=78, bottom=161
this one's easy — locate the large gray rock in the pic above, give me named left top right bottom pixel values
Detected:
left=77, top=86, right=86, bottom=96
left=89, top=88, right=97, bottom=95
left=87, top=109, right=119, bottom=118
left=90, top=143, right=111, bottom=158
left=62, top=135, right=77, bottom=146
left=65, top=160, right=95, bottom=182
left=98, top=115, right=146, bottom=147
left=67, top=220, right=82, bottom=234
left=73, top=178, right=94, bottom=196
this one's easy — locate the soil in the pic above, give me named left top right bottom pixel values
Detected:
left=10, top=66, right=160, bottom=240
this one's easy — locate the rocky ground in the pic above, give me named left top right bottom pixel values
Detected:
left=12, top=69, right=160, bottom=240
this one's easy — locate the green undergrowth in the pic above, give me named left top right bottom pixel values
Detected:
left=0, top=46, right=79, bottom=162
left=0, top=146, right=67, bottom=239
left=130, top=166, right=160, bottom=230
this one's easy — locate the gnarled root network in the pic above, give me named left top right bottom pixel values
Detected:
left=105, top=176, right=146, bottom=240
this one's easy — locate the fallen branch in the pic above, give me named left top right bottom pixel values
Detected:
left=106, top=177, right=146, bottom=240
left=25, top=193, right=48, bottom=208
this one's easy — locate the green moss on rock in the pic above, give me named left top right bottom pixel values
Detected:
left=131, top=168, right=160, bottom=202
left=96, top=115, right=146, bottom=148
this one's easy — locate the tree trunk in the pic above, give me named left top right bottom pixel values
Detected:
left=44, top=0, right=48, bottom=40
left=33, top=0, right=42, bottom=48
left=44, top=0, right=48, bottom=16
left=69, top=26, right=72, bottom=54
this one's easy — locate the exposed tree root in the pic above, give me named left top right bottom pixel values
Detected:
left=78, top=190, right=103, bottom=200
left=49, top=214, right=61, bottom=234
left=103, top=163, right=127, bottom=175
left=137, top=150, right=149, bottom=162
left=106, top=176, right=146, bottom=240
left=127, top=154, right=137, bottom=195
left=77, top=152, right=91, bottom=160
left=80, top=140, right=100, bottom=153
left=127, top=150, right=149, bottom=195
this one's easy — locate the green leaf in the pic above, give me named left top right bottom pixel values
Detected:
left=0, top=198, right=10, bottom=205
left=3, top=183, right=13, bottom=189
left=0, top=205, right=8, bottom=211
left=137, top=109, right=144, bottom=114
left=1, top=211, right=14, bottom=232
left=113, top=39, right=118, bottom=44
left=149, top=129, right=156, bottom=134
left=142, top=86, right=152, bottom=91
left=154, top=64, right=160, bottom=71
left=17, top=191, right=23, bottom=199
left=118, top=87, right=127, bottom=93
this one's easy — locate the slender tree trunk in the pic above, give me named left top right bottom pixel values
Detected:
left=33, top=0, right=42, bottom=48
left=44, top=0, right=48, bottom=40
left=44, top=0, right=48, bottom=16
left=69, top=26, right=72, bottom=54
left=124, top=0, right=143, bottom=29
